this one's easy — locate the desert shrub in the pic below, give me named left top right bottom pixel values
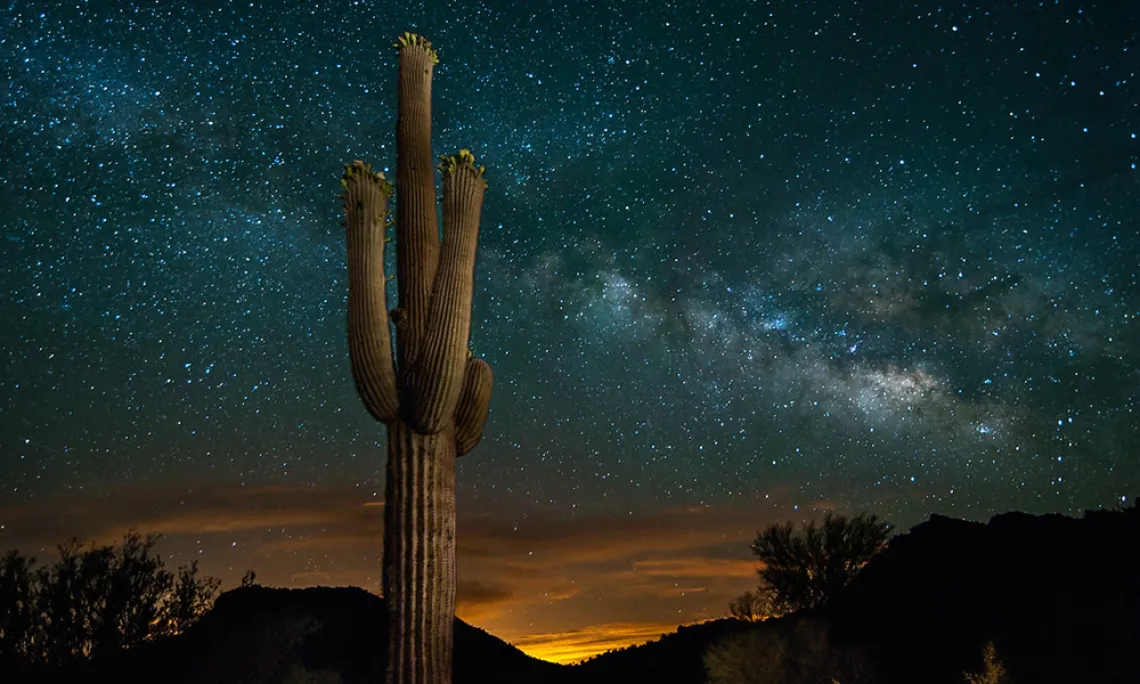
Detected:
left=0, top=532, right=220, bottom=671
left=705, top=618, right=878, bottom=684
left=705, top=627, right=789, bottom=684
left=728, top=589, right=776, bottom=622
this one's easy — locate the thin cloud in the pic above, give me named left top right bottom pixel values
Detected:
left=628, top=556, right=758, bottom=579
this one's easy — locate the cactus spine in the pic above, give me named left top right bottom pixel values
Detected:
left=340, top=33, right=492, bottom=684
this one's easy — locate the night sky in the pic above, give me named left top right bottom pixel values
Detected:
left=2, top=0, right=1138, bottom=664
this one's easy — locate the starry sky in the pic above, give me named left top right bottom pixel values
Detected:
left=2, top=0, right=1138, bottom=664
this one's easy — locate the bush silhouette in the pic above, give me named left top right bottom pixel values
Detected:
left=727, top=589, right=773, bottom=622
left=748, top=512, right=892, bottom=614
left=704, top=625, right=788, bottom=684
left=705, top=618, right=878, bottom=684
left=241, top=569, right=258, bottom=588
left=0, top=531, right=220, bottom=672
left=0, top=550, right=37, bottom=664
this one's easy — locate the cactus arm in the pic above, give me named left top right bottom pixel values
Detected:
left=342, top=160, right=399, bottom=424
left=455, top=357, right=493, bottom=457
left=404, top=152, right=487, bottom=432
left=394, top=34, right=441, bottom=373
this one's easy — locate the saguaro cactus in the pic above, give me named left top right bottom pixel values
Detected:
left=340, top=33, right=493, bottom=684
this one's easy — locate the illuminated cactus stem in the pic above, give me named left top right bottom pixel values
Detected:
left=339, top=33, right=493, bottom=684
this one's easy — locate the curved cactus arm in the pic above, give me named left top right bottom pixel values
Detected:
left=403, top=151, right=487, bottom=430
left=342, top=160, right=399, bottom=424
left=394, top=33, right=441, bottom=374
left=455, top=356, right=493, bottom=457
left=404, top=151, right=487, bottom=432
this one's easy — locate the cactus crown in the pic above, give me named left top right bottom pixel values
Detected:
left=342, top=33, right=493, bottom=446
left=341, top=159, right=393, bottom=196
left=438, top=148, right=488, bottom=187
left=394, top=32, right=439, bottom=64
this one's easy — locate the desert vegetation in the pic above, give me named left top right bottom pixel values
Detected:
left=711, top=512, right=891, bottom=683
left=728, top=512, right=892, bottom=622
left=0, top=532, right=220, bottom=674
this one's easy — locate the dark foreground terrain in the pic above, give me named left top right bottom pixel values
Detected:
left=5, top=501, right=1137, bottom=684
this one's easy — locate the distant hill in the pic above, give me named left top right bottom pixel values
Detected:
left=10, top=501, right=1137, bottom=683
left=30, top=585, right=566, bottom=684
left=831, top=501, right=1140, bottom=684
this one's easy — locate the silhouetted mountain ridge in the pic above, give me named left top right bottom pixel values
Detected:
left=830, top=500, right=1140, bottom=683
left=52, top=585, right=566, bottom=684
left=11, top=502, right=1137, bottom=683
left=567, top=617, right=752, bottom=684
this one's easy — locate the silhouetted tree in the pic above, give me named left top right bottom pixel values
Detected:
left=0, top=550, right=37, bottom=666
left=241, top=568, right=258, bottom=588
left=36, top=538, right=93, bottom=667
left=727, top=589, right=772, bottom=622
left=749, top=512, right=892, bottom=613
left=156, top=560, right=222, bottom=638
left=0, top=532, right=221, bottom=671
left=86, top=532, right=173, bottom=657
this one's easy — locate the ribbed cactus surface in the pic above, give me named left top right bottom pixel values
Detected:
left=340, top=33, right=493, bottom=684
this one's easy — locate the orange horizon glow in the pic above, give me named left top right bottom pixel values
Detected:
left=507, top=620, right=709, bottom=664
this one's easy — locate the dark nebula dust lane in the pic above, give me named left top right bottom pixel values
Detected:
left=1, top=0, right=1137, bottom=660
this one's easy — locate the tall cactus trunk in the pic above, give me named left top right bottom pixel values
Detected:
left=383, top=421, right=457, bottom=684
left=340, top=32, right=493, bottom=684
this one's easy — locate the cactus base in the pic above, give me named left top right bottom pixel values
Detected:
left=383, top=420, right=458, bottom=684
